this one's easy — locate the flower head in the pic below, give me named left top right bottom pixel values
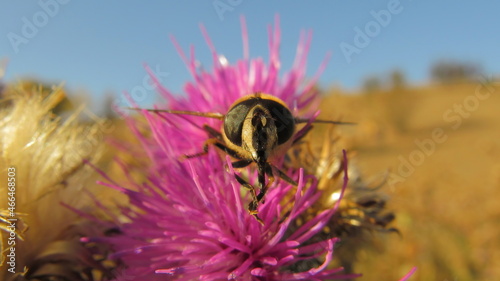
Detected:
left=90, top=17, right=360, bottom=280
left=100, top=155, right=354, bottom=280
left=287, top=127, right=398, bottom=275
left=0, top=82, right=114, bottom=280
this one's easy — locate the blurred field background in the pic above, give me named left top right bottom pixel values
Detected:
left=316, top=68, right=500, bottom=280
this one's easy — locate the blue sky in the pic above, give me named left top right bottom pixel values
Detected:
left=1, top=1, right=499, bottom=112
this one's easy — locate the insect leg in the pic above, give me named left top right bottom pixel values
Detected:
left=182, top=124, right=224, bottom=159
left=185, top=123, right=244, bottom=159
left=201, top=141, right=262, bottom=223
left=256, top=163, right=275, bottom=203
left=234, top=173, right=264, bottom=224
left=183, top=138, right=220, bottom=159
left=202, top=124, right=222, bottom=139
left=271, top=164, right=298, bottom=186
left=211, top=142, right=243, bottom=159
left=234, top=174, right=258, bottom=205
left=231, top=159, right=253, bottom=168
left=184, top=139, right=245, bottom=160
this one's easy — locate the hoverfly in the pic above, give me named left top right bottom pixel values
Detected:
left=129, top=93, right=352, bottom=223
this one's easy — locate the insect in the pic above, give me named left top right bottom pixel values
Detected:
left=129, top=93, right=352, bottom=223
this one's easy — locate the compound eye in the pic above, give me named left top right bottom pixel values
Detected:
left=264, top=100, right=295, bottom=145
left=224, top=101, right=252, bottom=146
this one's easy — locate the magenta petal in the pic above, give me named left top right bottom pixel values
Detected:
left=250, top=267, right=266, bottom=276
left=399, top=267, right=417, bottom=281
left=260, top=256, right=278, bottom=266
left=228, top=257, right=254, bottom=279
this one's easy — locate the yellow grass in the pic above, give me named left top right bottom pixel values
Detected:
left=319, top=81, right=500, bottom=280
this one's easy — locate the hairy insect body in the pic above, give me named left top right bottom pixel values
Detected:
left=223, top=93, right=295, bottom=165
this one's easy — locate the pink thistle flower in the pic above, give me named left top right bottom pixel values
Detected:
left=90, top=16, right=360, bottom=280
